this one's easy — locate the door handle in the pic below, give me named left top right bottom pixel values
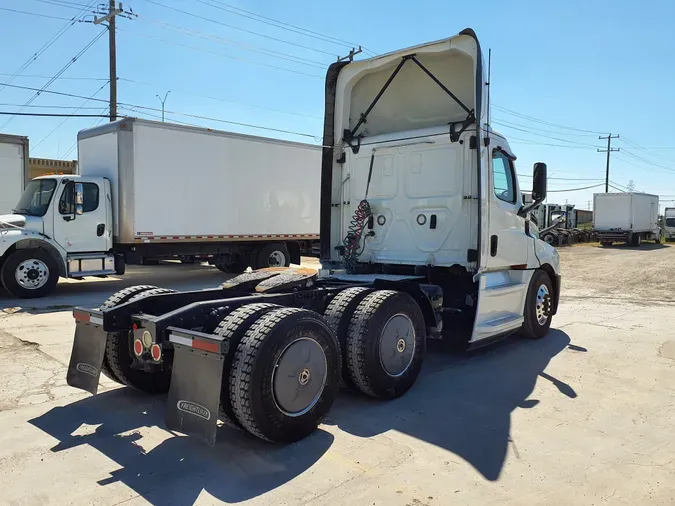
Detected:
left=97, top=224, right=105, bottom=237
left=490, top=235, right=498, bottom=257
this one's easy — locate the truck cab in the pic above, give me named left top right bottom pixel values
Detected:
left=0, top=175, right=116, bottom=298
left=664, top=208, right=675, bottom=241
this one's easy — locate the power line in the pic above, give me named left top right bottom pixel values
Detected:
left=118, top=26, right=323, bottom=79
left=0, top=29, right=106, bottom=130
left=60, top=106, right=109, bottom=159
left=142, top=0, right=341, bottom=59
left=547, top=183, right=605, bottom=193
left=0, top=103, right=104, bottom=109
left=32, top=81, right=109, bottom=149
left=0, top=73, right=108, bottom=81
left=0, top=111, right=107, bottom=117
left=493, top=120, right=603, bottom=147
left=0, top=1, right=96, bottom=94
left=0, top=6, right=74, bottom=21
left=492, top=117, right=599, bottom=137
left=29, top=0, right=93, bottom=10
left=136, top=16, right=327, bottom=68
left=492, top=104, right=607, bottom=134
left=195, top=0, right=375, bottom=55
left=120, top=77, right=322, bottom=119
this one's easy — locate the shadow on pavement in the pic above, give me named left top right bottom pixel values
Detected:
left=325, top=329, right=576, bottom=481
left=29, top=389, right=333, bottom=504
left=599, top=242, right=669, bottom=251
left=29, top=329, right=576, bottom=501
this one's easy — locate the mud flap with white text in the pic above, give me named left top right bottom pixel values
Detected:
left=66, top=323, right=108, bottom=395
left=165, top=344, right=224, bottom=446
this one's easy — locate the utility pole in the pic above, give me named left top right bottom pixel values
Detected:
left=156, top=91, right=170, bottom=122
left=94, top=2, right=135, bottom=122
left=598, top=134, right=620, bottom=193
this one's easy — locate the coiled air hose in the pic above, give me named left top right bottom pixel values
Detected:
left=342, top=151, right=376, bottom=273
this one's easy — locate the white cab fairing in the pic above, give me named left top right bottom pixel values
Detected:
left=328, top=31, right=486, bottom=268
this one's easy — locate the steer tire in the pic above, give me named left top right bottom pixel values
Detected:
left=99, top=285, right=158, bottom=384
left=323, top=287, right=371, bottom=389
left=229, top=307, right=340, bottom=443
left=213, top=303, right=281, bottom=428
left=521, top=270, right=553, bottom=339
left=104, top=288, right=176, bottom=393
left=0, top=249, right=60, bottom=299
left=345, top=290, right=426, bottom=400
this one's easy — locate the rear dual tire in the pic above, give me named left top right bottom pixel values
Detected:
left=100, top=285, right=175, bottom=393
left=324, top=289, right=426, bottom=400
left=221, top=306, right=340, bottom=443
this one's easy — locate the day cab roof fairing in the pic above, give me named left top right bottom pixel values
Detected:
left=319, top=28, right=487, bottom=264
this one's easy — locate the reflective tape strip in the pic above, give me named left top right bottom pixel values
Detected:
left=169, top=334, right=192, bottom=347
left=90, top=316, right=103, bottom=326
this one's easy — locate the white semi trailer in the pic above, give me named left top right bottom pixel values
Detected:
left=0, top=134, right=29, bottom=216
left=66, top=29, right=561, bottom=446
left=0, top=119, right=321, bottom=298
left=594, top=192, right=660, bottom=246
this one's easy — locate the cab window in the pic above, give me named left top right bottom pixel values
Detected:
left=59, top=182, right=100, bottom=214
left=492, top=151, right=516, bottom=204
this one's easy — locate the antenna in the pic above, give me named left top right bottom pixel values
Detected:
left=486, top=48, right=491, bottom=136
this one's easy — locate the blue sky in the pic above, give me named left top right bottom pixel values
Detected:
left=2, top=0, right=675, bottom=210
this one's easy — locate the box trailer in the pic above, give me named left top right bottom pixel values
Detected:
left=0, top=119, right=321, bottom=298
left=0, top=134, right=29, bottom=215
left=65, top=29, right=561, bottom=446
left=593, top=192, right=660, bottom=246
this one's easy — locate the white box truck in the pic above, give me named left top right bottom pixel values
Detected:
left=65, top=29, right=561, bottom=446
left=664, top=207, right=675, bottom=241
left=0, top=118, right=320, bottom=298
left=594, top=192, right=660, bottom=246
left=0, top=134, right=29, bottom=215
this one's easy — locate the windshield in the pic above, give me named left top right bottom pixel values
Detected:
left=14, top=179, right=57, bottom=217
left=666, top=218, right=675, bottom=227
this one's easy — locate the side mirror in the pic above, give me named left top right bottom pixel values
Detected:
left=518, top=162, right=547, bottom=217
left=531, top=162, right=547, bottom=202
left=75, top=204, right=84, bottom=216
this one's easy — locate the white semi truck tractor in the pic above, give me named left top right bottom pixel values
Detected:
left=0, top=120, right=321, bottom=298
left=66, top=29, right=561, bottom=446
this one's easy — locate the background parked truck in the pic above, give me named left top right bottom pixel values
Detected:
left=0, top=134, right=29, bottom=216
left=0, top=119, right=321, bottom=298
left=664, top=207, right=675, bottom=241
left=594, top=192, right=660, bottom=246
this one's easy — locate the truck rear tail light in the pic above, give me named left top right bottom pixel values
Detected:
left=133, top=339, right=144, bottom=357
left=150, top=344, right=162, bottom=361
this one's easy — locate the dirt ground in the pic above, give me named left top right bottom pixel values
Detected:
left=0, top=250, right=674, bottom=505
left=559, top=242, right=675, bottom=305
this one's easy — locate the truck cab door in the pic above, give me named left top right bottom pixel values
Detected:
left=471, top=147, right=533, bottom=344
left=52, top=178, right=112, bottom=253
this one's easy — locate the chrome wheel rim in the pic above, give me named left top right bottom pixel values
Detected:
left=535, top=284, right=551, bottom=326
left=268, top=250, right=286, bottom=267
left=272, top=338, right=327, bottom=417
left=15, top=259, right=49, bottom=290
left=379, top=313, right=415, bottom=377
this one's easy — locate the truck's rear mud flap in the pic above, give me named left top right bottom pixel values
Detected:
left=165, top=345, right=224, bottom=446
left=66, top=324, right=107, bottom=395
